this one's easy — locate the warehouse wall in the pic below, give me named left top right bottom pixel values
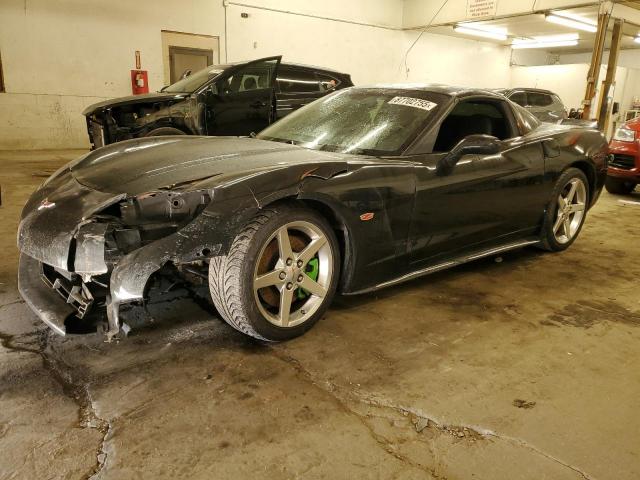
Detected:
left=510, top=63, right=635, bottom=111
left=0, top=0, right=226, bottom=149
left=401, top=31, right=512, bottom=87
left=0, top=0, right=407, bottom=149
left=225, top=2, right=403, bottom=86
left=3, top=0, right=633, bottom=150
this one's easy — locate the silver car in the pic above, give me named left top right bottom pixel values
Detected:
left=497, top=88, right=567, bottom=123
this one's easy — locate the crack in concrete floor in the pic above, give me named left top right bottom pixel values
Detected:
left=268, top=348, right=445, bottom=479
left=269, top=348, right=596, bottom=480
left=0, top=328, right=111, bottom=480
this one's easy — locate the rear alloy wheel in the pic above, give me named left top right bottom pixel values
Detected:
left=208, top=204, right=340, bottom=341
left=605, top=176, right=636, bottom=195
left=540, top=168, right=589, bottom=251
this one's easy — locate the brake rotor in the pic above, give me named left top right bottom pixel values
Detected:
left=256, top=233, right=307, bottom=308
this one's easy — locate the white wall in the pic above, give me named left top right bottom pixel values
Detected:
left=559, top=49, right=640, bottom=70
left=0, top=0, right=407, bottom=149
left=401, top=31, right=512, bottom=87
left=4, top=0, right=637, bottom=150
left=229, top=0, right=403, bottom=28
left=510, top=64, right=591, bottom=111
left=0, top=0, right=520, bottom=150
left=225, top=3, right=403, bottom=86
left=510, top=62, right=633, bottom=137
left=0, top=0, right=226, bottom=149
left=402, top=0, right=601, bottom=29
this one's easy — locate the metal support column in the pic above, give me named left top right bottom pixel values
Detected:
left=596, top=18, right=624, bottom=132
left=582, top=10, right=610, bottom=119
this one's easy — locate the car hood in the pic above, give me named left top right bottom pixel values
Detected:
left=82, top=92, right=188, bottom=116
left=69, top=136, right=350, bottom=195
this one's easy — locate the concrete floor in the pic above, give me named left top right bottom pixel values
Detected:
left=1, top=150, right=639, bottom=480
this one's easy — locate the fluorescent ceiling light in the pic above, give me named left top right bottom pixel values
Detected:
left=512, top=40, right=578, bottom=49
left=545, top=13, right=597, bottom=33
left=454, top=24, right=508, bottom=41
left=512, top=33, right=579, bottom=49
left=513, top=33, right=579, bottom=43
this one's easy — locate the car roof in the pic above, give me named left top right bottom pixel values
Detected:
left=280, top=62, right=348, bottom=75
left=220, top=59, right=347, bottom=76
left=358, top=83, right=507, bottom=98
left=496, top=87, right=556, bottom=95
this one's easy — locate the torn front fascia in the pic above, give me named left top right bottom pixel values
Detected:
left=102, top=186, right=285, bottom=339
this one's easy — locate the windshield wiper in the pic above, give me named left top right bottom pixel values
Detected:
left=263, top=137, right=301, bottom=146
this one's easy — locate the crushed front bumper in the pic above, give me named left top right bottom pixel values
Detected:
left=18, top=254, right=75, bottom=335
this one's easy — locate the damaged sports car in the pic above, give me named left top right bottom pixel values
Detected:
left=18, top=85, right=608, bottom=341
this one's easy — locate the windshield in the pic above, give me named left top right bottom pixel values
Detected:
left=163, top=65, right=228, bottom=93
left=257, top=88, right=447, bottom=155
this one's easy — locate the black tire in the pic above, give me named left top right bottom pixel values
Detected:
left=208, top=203, right=340, bottom=341
left=605, top=176, right=636, bottom=195
left=539, top=167, right=589, bottom=252
left=145, top=127, right=186, bottom=137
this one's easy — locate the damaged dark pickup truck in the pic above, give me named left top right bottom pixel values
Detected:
left=83, top=55, right=353, bottom=148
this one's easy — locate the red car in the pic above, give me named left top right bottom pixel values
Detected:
left=607, top=118, right=640, bottom=194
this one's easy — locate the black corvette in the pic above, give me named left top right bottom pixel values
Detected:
left=18, top=85, right=608, bottom=341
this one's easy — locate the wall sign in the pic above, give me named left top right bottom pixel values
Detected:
left=466, top=0, right=497, bottom=19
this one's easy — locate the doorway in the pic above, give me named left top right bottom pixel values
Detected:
left=169, top=46, right=214, bottom=83
left=161, top=30, right=220, bottom=87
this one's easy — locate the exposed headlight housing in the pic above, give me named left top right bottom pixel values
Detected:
left=613, top=127, right=636, bottom=142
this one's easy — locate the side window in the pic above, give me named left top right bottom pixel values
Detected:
left=218, top=59, right=277, bottom=94
left=509, top=91, right=528, bottom=106
left=552, top=94, right=565, bottom=108
left=433, top=100, right=514, bottom=152
left=317, top=72, right=340, bottom=92
left=528, top=92, right=553, bottom=107
left=277, top=68, right=321, bottom=93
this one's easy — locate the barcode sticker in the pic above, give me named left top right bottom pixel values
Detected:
left=388, top=96, right=438, bottom=111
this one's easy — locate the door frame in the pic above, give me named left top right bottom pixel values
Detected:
left=168, top=46, right=214, bottom=84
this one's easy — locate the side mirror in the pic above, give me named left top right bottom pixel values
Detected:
left=438, top=134, right=501, bottom=172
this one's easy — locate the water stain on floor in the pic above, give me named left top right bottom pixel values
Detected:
left=545, top=300, right=640, bottom=328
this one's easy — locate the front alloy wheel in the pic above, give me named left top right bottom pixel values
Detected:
left=253, top=222, right=333, bottom=328
left=209, top=204, right=340, bottom=341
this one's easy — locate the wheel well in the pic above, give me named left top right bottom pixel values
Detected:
left=266, top=197, right=351, bottom=292
left=300, top=199, right=351, bottom=292
left=145, top=125, right=190, bottom=136
left=568, top=160, right=596, bottom=204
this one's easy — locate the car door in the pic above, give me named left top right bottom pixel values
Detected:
left=407, top=97, right=547, bottom=267
left=204, top=56, right=281, bottom=135
left=274, top=66, right=325, bottom=120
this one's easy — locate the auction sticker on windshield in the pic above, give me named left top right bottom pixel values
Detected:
left=388, top=96, right=438, bottom=111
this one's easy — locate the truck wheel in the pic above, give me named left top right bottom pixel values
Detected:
left=208, top=203, right=340, bottom=341
left=605, top=177, right=636, bottom=195
left=145, top=127, right=186, bottom=137
left=540, top=168, right=589, bottom=252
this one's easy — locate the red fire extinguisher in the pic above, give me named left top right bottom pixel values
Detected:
left=131, top=69, right=149, bottom=95
left=130, top=50, right=149, bottom=95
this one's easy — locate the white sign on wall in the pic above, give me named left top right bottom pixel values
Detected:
left=466, top=0, right=497, bottom=19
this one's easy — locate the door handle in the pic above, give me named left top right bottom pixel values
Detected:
left=250, top=101, right=267, bottom=108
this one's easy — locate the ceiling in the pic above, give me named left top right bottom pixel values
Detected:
left=428, top=3, right=640, bottom=54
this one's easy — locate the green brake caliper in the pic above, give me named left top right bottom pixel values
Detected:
left=297, top=257, right=319, bottom=299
